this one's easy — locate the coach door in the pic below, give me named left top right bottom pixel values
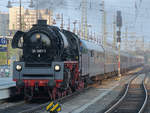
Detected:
left=79, top=47, right=89, bottom=76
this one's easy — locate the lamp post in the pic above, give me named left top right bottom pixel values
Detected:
left=100, top=0, right=106, bottom=48
left=45, top=8, right=53, bottom=25
left=24, top=9, right=30, bottom=31
left=67, top=18, right=70, bottom=31
left=87, top=24, right=92, bottom=41
left=60, top=14, right=64, bottom=29
left=73, top=20, right=77, bottom=33
left=7, top=0, right=34, bottom=31
left=45, top=0, right=53, bottom=25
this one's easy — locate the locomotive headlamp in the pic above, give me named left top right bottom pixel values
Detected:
left=16, top=65, right=22, bottom=71
left=36, top=34, right=41, bottom=39
left=54, top=65, right=61, bottom=71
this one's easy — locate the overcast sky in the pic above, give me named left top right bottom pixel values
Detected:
left=0, top=0, right=149, bottom=42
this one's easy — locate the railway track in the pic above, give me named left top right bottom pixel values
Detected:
left=143, top=73, right=150, bottom=113
left=104, top=74, right=148, bottom=113
left=0, top=87, right=91, bottom=113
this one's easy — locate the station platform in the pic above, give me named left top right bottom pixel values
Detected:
left=0, top=77, right=15, bottom=89
left=0, top=77, right=15, bottom=100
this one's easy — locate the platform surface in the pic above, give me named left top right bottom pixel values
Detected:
left=0, top=77, right=15, bottom=89
left=0, top=77, right=15, bottom=100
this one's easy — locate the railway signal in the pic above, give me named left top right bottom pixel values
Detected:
left=116, top=11, right=122, bottom=28
left=116, top=10, right=122, bottom=78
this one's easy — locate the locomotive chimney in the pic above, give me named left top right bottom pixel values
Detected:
left=37, top=20, right=47, bottom=25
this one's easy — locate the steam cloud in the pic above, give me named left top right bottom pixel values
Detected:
left=34, top=0, right=67, bottom=10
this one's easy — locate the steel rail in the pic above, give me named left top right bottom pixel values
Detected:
left=104, top=74, right=144, bottom=113
left=138, top=77, right=148, bottom=113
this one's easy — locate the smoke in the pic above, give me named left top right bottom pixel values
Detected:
left=34, top=0, right=67, bottom=10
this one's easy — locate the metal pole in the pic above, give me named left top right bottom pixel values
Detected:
left=113, top=16, right=116, bottom=50
left=36, top=0, right=39, bottom=23
left=73, top=21, right=77, bottom=33
left=67, top=18, right=70, bottom=31
left=49, top=8, right=50, bottom=25
left=60, top=13, right=63, bottom=29
left=118, top=27, right=121, bottom=77
left=118, top=43, right=121, bottom=77
left=6, top=39, right=8, bottom=65
left=81, top=0, right=87, bottom=40
left=116, top=10, right=122, bottom=78
left=103, top=10, right=106, bottom=47
left=19, top=0, right=22, bottom=30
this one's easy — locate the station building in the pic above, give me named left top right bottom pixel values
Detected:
left=9, top=7, right=53, bottom=32
left=0, top=12, right=9, bottom=36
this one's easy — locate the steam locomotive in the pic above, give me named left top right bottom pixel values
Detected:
left=12, top=20, right=144, bottom=100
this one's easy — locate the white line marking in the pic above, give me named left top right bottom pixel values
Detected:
left=71, top=83, right=119, bottom=113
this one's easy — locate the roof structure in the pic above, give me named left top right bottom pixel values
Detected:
left=80, top=39, right=104, bottom=52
